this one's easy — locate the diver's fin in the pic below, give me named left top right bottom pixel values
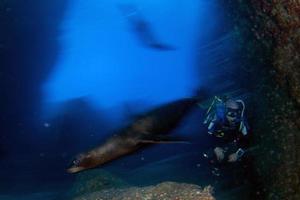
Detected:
left=139, top=135, right=190, bottom=144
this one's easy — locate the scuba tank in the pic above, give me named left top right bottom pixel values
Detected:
left=203, top=96, right=226, bottom=125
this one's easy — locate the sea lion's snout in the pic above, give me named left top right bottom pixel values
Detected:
left=67, top=166, right=85, bottom=173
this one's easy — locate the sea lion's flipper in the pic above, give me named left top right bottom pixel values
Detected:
left=139, top=135, right=190, bottom=144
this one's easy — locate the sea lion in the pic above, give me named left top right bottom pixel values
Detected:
left=67, top=98, right=199, bottom=173
left=118, top=4, right=176, bottom=51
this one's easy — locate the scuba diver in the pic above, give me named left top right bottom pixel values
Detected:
left=118, top=4, right=176, bottom=51
left=202, top=96, right=249, bottom=176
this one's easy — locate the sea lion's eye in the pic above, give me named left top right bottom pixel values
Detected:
left=73, top=159, right=79, bottom=165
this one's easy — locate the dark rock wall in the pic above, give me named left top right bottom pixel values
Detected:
left=221, top=1, right=300, bottom=199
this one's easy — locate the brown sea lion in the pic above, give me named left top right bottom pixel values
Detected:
left=67, top=98, right=199, bottom=173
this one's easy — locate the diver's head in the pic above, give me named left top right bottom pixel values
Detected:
left=225, top=99, right=241, bottom=124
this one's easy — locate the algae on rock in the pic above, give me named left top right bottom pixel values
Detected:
left=68, top=169, right=130, bottom=197
left=73, top=181, right=215, bottom=200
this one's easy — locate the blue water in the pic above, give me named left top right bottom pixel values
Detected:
left=1, top=0, right=255, bottom=199
left=43, top=0, right=222, bottom=110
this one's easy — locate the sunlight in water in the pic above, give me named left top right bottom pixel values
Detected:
left=43, top=0, right=219, bottom=109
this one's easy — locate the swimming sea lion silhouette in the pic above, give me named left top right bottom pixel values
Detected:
left=67, top=98, right=199, bottom=173
left=119, top=4, right=176, bottom=51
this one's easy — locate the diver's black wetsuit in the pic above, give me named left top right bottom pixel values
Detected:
left=208, top=118, right=249, bottom=158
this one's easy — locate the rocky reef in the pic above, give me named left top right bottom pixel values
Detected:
left=73, top=181, right=214, bottom=200
left=67, top=169, right=130, bottom=198
left=67, top=169, right=215, bottom=200
left=221, top=0, right=300, bottom=199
